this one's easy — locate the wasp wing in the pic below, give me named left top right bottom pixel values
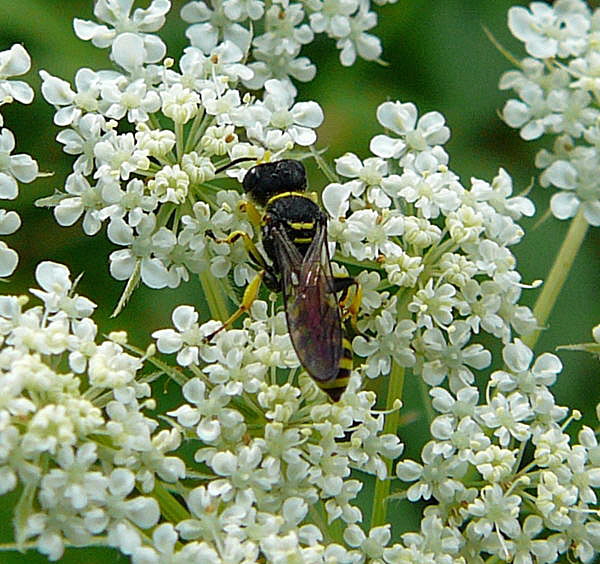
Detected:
left=270, top=220, right=343, bottom=383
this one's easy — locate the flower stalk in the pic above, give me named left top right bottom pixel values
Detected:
left=370, top=362, right=404, bottom=528
left=522, top=208, right=589, bottom=350
left=199, top=270, right=232, bottom=323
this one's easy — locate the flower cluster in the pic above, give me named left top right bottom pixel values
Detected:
left=0, top=261, right=185, bottom=560
left=395, top=337, right=600, bottom=563
left=38, top=0, right=396, bottom=299
left=322, top=99, right=536, bottom=385
left=0, top=44, right=38, bottom=277
left=3, top=0, right=600, bottom=562
left=39, top=7, right=309, bottom=289
left=501, top=0, right=600, bottom=225
left=179, top=0, right=393, bottom=84
left=145, top=95, right=598, bottom=562
left=148, top=302, right=404, bottom=562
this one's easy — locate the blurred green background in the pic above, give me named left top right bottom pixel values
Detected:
left=0, top=0, right=599, bottom=561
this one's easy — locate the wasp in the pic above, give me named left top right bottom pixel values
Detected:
left=208, top=159, right=360, bottom=401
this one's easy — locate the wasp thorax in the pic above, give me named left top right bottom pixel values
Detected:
left=242, top=159, right=307, bottom=206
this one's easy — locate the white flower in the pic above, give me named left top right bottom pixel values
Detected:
left=101, top=77, right=160, bottom=122
left=30, top=261, right=96, bottom=318
left=200, top=124, right=238, bottom=156
left=395, top=442, right=467, bottom=503
left=99, top=177, right=158, bottom=228
left=446, top=205, right=484, bottom=245
left=471, top=445, right=517, bottom=482
left=324, top=478, right=362, bottom=525
left=335, top=1, right=382, bottom=67
left=88, top=341, right=142, bottom=389
left=408, top=279, right=456, bottom=330
left=335, top=152, right=391, bottom=208
left=508, top=1, right=590, bottom=59
left=178, top=42, right=253, bottom=89
left=21, top=404, right=77, bottom=456
left=402, top=216, right=442, bottom=248
left=503, top=515, right=559, bottom=564
left=541, top=158, right=600, bottom=226
left=201, top=87, right=241, bottom=124
left=135, top=125, right=176, bottom=157
left=258, top=79, right=324, bottom=146
left=344, top=524, right=391, bottom=558
left=501, top=84, right=557, bottom=141
left=94, top=131, right=150, bottom=188
left=0, top=241, right=18, bottom=277
left=223, top=0, right=264, bottom=22
left=160, top=83, right=200, bottom=124
left=476, top=392, right=533, bottom=447
left=464, top=483, right=521, bottom=539
left=456, top=279, right=504, bottom=337
left=0, top=128, right=38, bottom=199
left=309, top=0, right=358, bottom=37
left=420, top=321, right=491, bottom=391
left=536, top=470, right=578, bottom=529
left=490, top=339, right=562, bottom=394
left=395, top=167, right=462, bottom=219
left=56, top=113, right=107, bottom=176
left=182, top=0, right=252, bottom=55
left=54, top=173, right=104, bottom=235
left=395, top=513, right=463, bottom=561
left=0, top=209, right=20, bottom=236
left=370, top=100, right=450, bottom=159
left=73, top=0, right=170, bottom=64
left=170, top=380, right=234, bottom=444
left=181, top=152, right=216, bottom=184
left=381, top=248, right=423, bottom=288
left=470, top=168, right=535, bottom=220
left=148, top=164, right=190, bottom=204
left=108, top=214, right=174, bottom=289
left=533, top=427, right=571, bottom=468
left=39, top=443, right=107, bottom=511
left=0, top=44, right=34, bottom=105
left=430, top=385, right=479, bottom=418
left=256, top=5, right=313, bottom=57
left=40, top=68, right=106, bottom=126
left=246, top=52, right=316, bottom=90
left=342, top=208, right=404, bottom=261
left=153, top=305, right=207, bottom=366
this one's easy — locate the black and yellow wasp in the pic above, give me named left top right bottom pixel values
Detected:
left=208, top=159, right=359, bottom=401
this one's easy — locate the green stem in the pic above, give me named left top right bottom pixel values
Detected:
left=522, top=208, right=589, bottom=350
left=310, top=146, right=339, bottom=184
left=153, top=480, right=191, bottom=523
left=184, top=110, right=205, bottom=154
left=419, top=374, right=435, bottom=425
left=0, top=538, right=109, bottom=552
left=175, top=121, right=184, bottom=161
left=370, top=362, right=404, bottom=528
left=199, top=270, right=231, bottom=322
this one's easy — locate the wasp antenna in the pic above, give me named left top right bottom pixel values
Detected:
left=215, top=157, right=256, bottom=174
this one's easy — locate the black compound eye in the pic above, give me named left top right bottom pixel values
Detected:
left=242, top=165, right=262, bottom=195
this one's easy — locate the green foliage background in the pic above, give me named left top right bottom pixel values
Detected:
left=0, top=1, right=598, bottom=561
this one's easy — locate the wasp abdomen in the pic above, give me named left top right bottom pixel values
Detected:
left=316, top=337, right=353, bottom=401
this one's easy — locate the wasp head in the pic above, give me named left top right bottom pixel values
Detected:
left=242, top=159, right=306, bottom=206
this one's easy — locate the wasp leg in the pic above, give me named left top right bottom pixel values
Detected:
left=204, top=270, right=265, bottom=342
left=238, top=200, right=263, bottom=235
left=206, top=229, right=270, bottom=271
left=334, top=276, right=362, bottom=329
